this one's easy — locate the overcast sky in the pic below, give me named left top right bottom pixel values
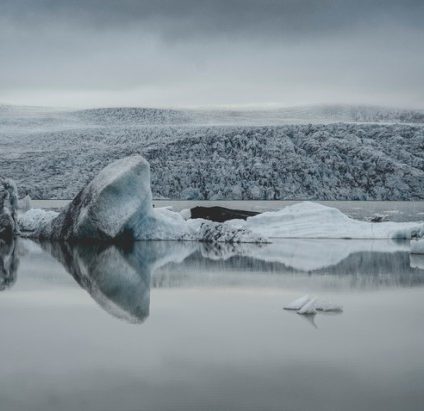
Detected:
left=1, top=0, right=423, bottom=109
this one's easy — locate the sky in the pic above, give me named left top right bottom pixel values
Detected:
left=1, top=0, right=424, bottom=109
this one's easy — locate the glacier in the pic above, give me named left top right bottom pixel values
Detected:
left=1, top=105, right=424, bottom=202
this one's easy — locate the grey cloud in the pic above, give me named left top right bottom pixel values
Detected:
left=0, top=0, right=423, bottom=108
left=1, top=0, right=423, bottom=39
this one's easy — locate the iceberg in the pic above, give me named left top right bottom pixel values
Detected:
left=229, top=201, right=424, bottom=240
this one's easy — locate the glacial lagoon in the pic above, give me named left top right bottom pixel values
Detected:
left=1, top=230, right=424, bottom=411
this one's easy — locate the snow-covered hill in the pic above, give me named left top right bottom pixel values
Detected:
left=0, top=104, right=424, bottom=200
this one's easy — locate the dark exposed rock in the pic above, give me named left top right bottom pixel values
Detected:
left=190, top=206, right=259, bottom=222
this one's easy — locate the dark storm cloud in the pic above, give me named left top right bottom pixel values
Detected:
left=2, top=0, right=423, bottom=39
left=0, top=0, right=423, bottom=108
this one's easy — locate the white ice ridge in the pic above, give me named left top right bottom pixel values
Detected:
left=284, top=295, right=343, bottom=315
left=228, top=201, right=424, bottom=239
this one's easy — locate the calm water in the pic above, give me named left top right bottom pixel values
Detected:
left=0, top=235, right=423, bottom=411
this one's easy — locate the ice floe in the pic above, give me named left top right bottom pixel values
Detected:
left=230, top=201, right=424, bottom=240
left=285, top=294, right=343, bottom=316
left=297, top=298, right=318, bottom=315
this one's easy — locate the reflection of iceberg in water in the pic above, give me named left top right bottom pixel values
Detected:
left=33, top=237, right=424, bottom=323
left=0, top=239, right=18, bottom=291
left=153, top=239, right=424, bottom=289
left=410, top=254, right=424, bottom=270
left=41, top=241, right=195, bottom=323
left=200, top=239, right=411, bottom=271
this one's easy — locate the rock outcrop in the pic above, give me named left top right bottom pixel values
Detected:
left=190, top=206, right=259, bottom=222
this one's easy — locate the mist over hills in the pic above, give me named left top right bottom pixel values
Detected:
left=2, top=103, right=424, bottom=127
left=0, top=104, right=423, bottom=200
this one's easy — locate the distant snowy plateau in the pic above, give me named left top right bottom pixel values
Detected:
left=1, top=104, right=424, bottom=200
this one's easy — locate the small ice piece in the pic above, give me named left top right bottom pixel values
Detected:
left=315, top=300, right=343, bottom=312
left=297, top=298, right=317, bottom=315
left=284, top=295, right=311, bottom=311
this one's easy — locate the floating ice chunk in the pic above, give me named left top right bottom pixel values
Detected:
left=410, top=239, right=424, bottom=255
left=297, top=298, right=317, bottom=315
left=315, top=300, right=343, bottom=312
left=229, top=201, right=424, bottom=239
left=284, top=295, right=311, bottom=311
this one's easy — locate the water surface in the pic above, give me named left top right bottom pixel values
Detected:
left=0, top=237, right=423, bottom=411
